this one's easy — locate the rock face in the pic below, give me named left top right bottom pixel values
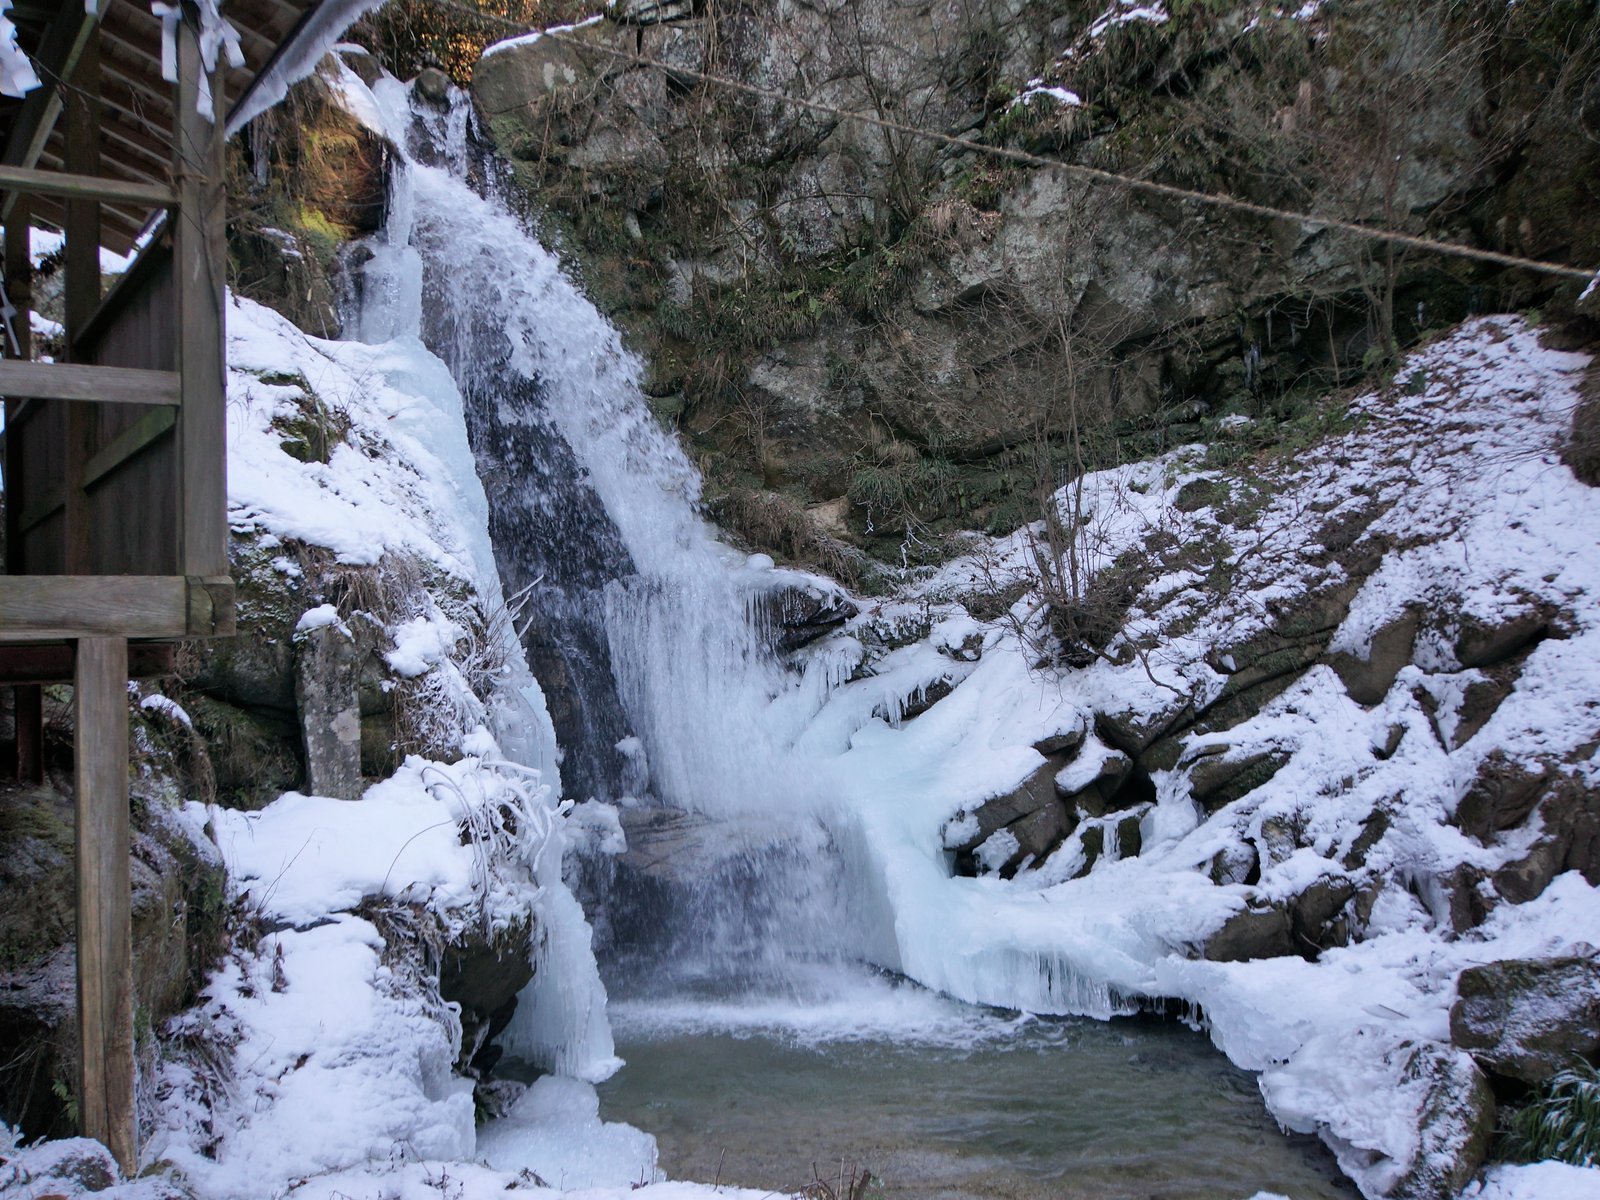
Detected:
left=473, top=0, right=1600, bottom=567
left=1450, top=957, right=1600, bottom=1085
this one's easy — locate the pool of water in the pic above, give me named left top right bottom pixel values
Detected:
left=585, top=968, right=1358, bottom=1200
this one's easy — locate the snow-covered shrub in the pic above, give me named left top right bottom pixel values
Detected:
left=1505, top=1062, right=1600, bottom=1168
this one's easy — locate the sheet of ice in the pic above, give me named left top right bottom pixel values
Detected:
left=477, top=1076, right=656, bottom=1188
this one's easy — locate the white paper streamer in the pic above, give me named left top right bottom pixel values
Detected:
left=0, top=0, right=41, bottom=99
left=153, top=0, right=246, bottom=121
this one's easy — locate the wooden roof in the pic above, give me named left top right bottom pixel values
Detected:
left=0, top=0, right=327, bottom=253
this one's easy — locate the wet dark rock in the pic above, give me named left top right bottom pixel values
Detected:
left=753, top=583, right=858, bottom=652
left=1450, top=957, right=1600, bottom=1085
left=441, top=927, right=535, bottom=1078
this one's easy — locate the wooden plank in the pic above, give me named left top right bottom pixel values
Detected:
left=0, top=575, right=234, bottom=641
left=73, top=635, right=136, bottom=1174
left=81, top=406, right=176, bottom=489
left=0, top=164, right=173, bottom=208
left=174, top=10, right=228, bottom=578
left=0, top=360, right=182, bottom=405
left=77, top=228, right=171, bottom=356
left=0, top=575, right=186, bottom=640
left=0, top=642, right=174, bottom=684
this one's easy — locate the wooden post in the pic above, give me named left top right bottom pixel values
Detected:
left=73, top=636, right=134, bottom=1172
left=173, top=2, right=228, bottom=578
left=63, top=32, right=100, bottom=576
left=4, top=199, right=43, bottom=784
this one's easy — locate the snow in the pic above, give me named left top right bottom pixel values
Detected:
left=385, top=612, right=465, bottom=677
left=138, top=693, right=193, bottom=728
left=1009, top=80, right=1084, bottom=109
left=1466, top=1161, right=1600, bottom=1199
left=293, top=602, right=342, bottom=633
left=481, top=14, right=605, bottom=61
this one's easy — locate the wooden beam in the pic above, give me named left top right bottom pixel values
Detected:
left=174, top=9, right=228, bottom=579
left=4, top=200, right=31, bottom=578
left=0, top=164, right=174, bottom=208
left=0, top=575, right=235, bottom=641
left=0, top=361, right=182, bottom=405
left=74, top=635, right=136, bottom=1174
left=64, top=32, right=101, bottom=577
left=13, top=684, right=43, bottom=783
left=82, top=406, right=177, bottom=489
left=0, top=642, right=174, bottom=684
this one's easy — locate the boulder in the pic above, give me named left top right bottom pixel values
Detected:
left=1327, top=608, right=1420, bottom=706
left=1453, top=752, right=1549, bottom=842
left=1202, top=902, right=1293, bottom=962
left=1450, top=957, right=1600, bottom=1085
left=1289, top=872, right=1357, bottom=954
left=1455, top=608, right=1552, bottom=669
left=1186, top=746, right=1291, bottom=813
left=1391, top=1044, right=1495, bottom=1200
left=945, top=760, right=1064, bottom=853
left=751, top=581, right=857, bottom=652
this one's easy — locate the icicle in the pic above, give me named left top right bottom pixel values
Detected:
left=0, top=1, right=40, bottom=99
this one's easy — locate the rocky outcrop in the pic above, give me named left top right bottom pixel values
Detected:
left=473, top=0, right=1600, bottom=568
left=1450, top=957, right=1600, bottom=1085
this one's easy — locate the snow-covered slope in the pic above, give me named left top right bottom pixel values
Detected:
left=806, top=316, right=1600, bottom=1198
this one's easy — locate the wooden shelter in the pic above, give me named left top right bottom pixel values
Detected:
left=0, top=0, right=367, bottom=1172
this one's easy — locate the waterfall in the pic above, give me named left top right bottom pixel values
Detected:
left=333, top=60, right=891, bottom=1035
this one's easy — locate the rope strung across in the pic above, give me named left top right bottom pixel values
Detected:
left=433, top=0, right=1599, bottom=286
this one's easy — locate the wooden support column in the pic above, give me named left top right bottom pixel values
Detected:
left=73, top=636, right=134, bottom=1172
left=5, top=199, right=43, bottom=783
left=63, top=33, right=101, bottom=575
left=173, top=3, right=227, bottom=578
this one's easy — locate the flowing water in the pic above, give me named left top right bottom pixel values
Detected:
left=599, top=980, right=1356, bottom=1200
left=349, top=64, right=1359, bottom=1198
